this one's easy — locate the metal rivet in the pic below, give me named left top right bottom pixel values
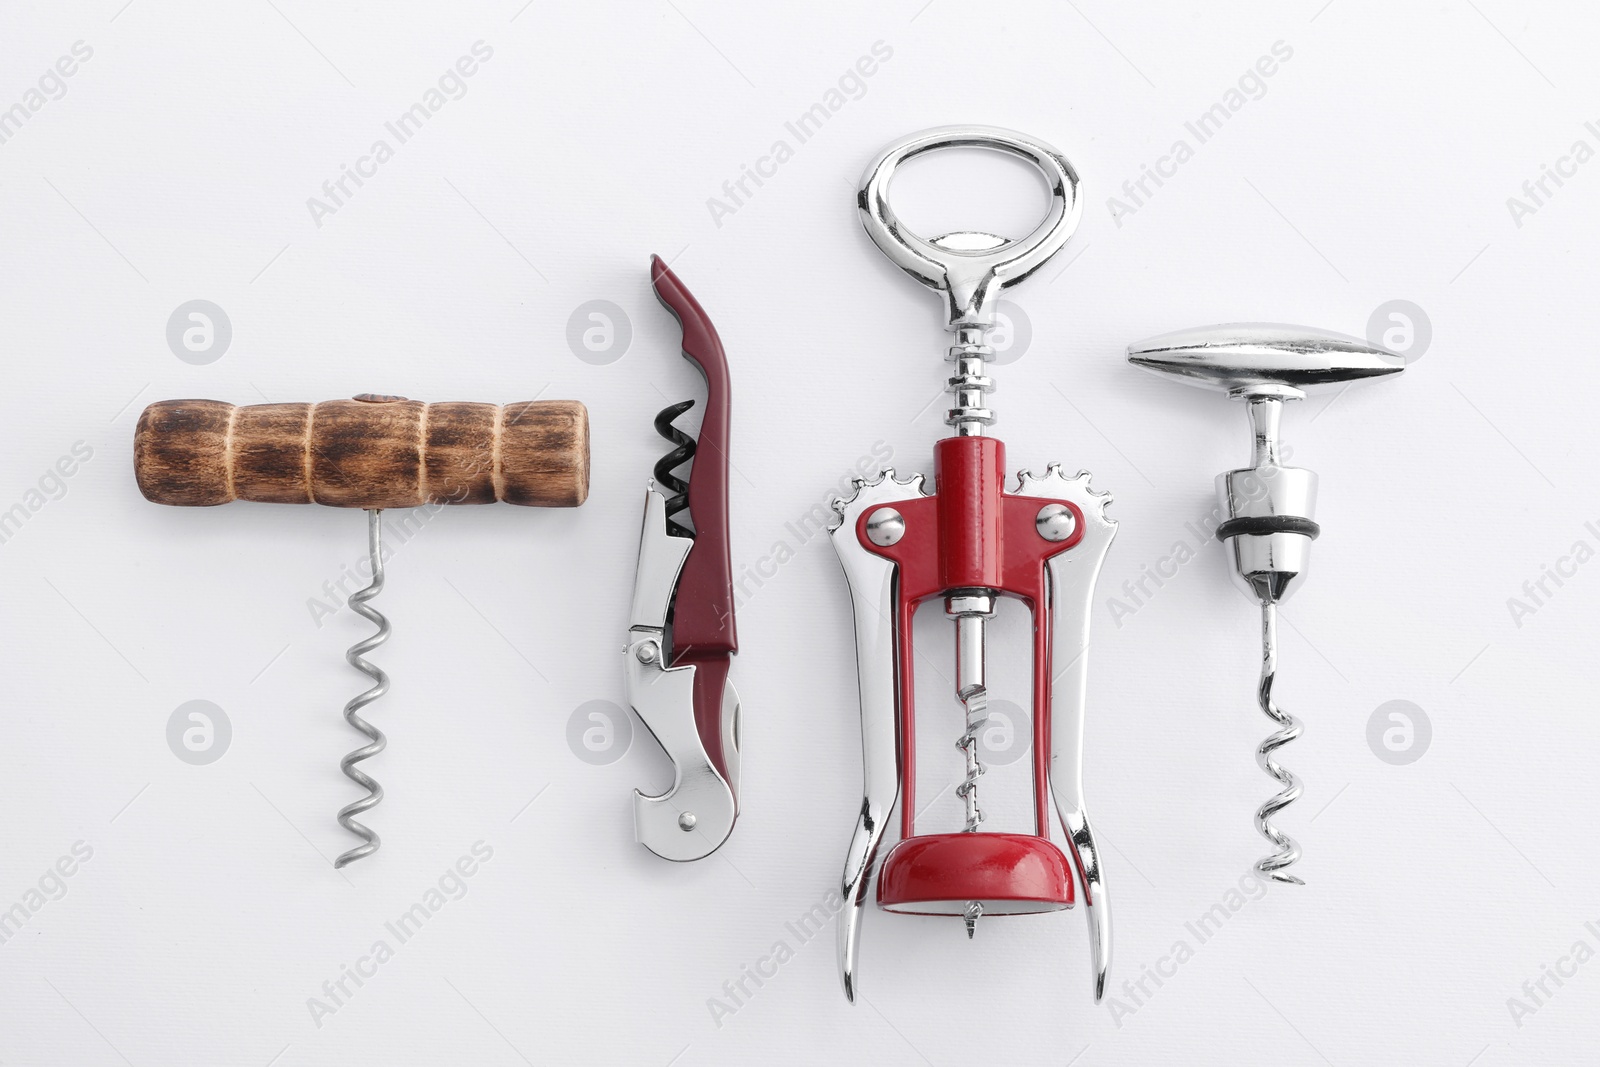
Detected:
left=1036, top=503, right=1076, bottom=542
left=866, top=507, right=905, bottom=547
left=636, top=642, right=659, bottom=664
left=678, top=812, right=697, bottom=831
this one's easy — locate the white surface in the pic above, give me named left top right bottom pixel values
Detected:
left=0, top=1, right=1593, bottom=1064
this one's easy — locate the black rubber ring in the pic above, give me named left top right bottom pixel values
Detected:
left=1215, top=516, right=1321, bottom=541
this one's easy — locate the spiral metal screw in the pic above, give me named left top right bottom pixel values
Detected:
left=335, top=508, right=391, bottom=869
left=955, top=687, right=989, bottom=834
left=1253, top=603, right=1304, bottom=884
left=653, top=399, right=697, bottom=538
left=957, top=685, right=989, bottom=943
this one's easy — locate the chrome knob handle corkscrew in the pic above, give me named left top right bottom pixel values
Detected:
left=1127, top=323, right=1407, bottom=883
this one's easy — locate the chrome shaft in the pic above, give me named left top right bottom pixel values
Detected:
left=952, top=598, right=991, bottom=939
left=949, top=597, right=994, bottom=836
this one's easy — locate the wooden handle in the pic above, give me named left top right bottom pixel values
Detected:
left=135, top=395, right=589, bottom=508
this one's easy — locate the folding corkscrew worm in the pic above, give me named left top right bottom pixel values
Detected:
left=830, top=127, right=1115, bottom=1002
left=624, top=256, right=741, bottom=861
left=135, top=394, right=589, bottom=867
left=1128, top=324, right=1406, bottom=882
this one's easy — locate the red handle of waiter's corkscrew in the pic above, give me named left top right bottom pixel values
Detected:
left=650, top=255, right=737, bottom=787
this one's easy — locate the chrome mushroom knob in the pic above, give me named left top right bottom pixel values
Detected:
left=1127, top=323, right=1406, bottom=884
left=1128, top=323, right=1404, bottom=605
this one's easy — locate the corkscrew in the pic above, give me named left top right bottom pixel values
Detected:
left=1127, top=324, right=1406, bottom=882
left=339, top=506, right=391, bottom=867
left=652, top=400, right=696, bottom=539
left=134, top=394, right=589, bottom=866
left=829, top=127, right=1116, bottom=1002
left=624, top=255, right=741, bottom=861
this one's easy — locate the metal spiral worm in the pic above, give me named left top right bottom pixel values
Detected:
left=335, top=508, right=391, bottom=869
left=653, top=399, right=696, bottom=537
left=1253, top=602, right=1304, bottom=884
left=955, top=686, right=989, bottom=938
left=954, top=688, right=989, bottom=833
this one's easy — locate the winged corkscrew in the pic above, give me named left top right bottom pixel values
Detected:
left=829, top=126, right=1116, bottom=1004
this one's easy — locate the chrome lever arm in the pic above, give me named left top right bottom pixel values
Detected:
left=1019, top=467, right=1117, bottom=1002
left=828, top=471, right=926, bottom=1002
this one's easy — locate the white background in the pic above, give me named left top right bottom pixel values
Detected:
left=0, top=1, right=1595, bottom=1064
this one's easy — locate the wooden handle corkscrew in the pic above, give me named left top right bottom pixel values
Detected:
left=135, top=395, right=589, bottom=508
